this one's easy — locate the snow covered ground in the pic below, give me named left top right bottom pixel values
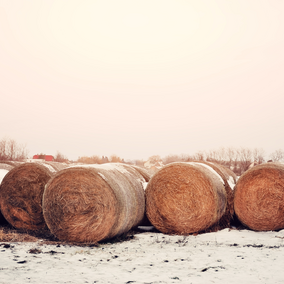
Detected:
left=0, top=169, right=9, bottom=184
left=1, top=227, right=284, bottom=284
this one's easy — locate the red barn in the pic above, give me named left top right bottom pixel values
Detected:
left=33, top=155, right=54, bottom=161
left=45, top=155, right=54, bottom=161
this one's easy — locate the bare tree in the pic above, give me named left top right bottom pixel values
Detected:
left=237, top=147, right=253, bottom=174
left=163, top=154, right=182, bottom=164
left=269, top=149, right=284, bottom=162
left=77, top=155, right=103, bottom=164
left=193, top=151, right=205, bottom=161
left=253, top=148, right=265, bottom=164
left=133, top=159, right=145, bottom=166
left=54, top=151, right=68, bottom=163
left=0, top=138, right=8, bottom=160
left=147, top=155, right=162, bottom=163
left=109, top=154, right=122, bottom=163
left=0, top=138, right=28, bottom=161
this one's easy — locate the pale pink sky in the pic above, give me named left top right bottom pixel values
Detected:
left=1, top=0, right=284, bottom=161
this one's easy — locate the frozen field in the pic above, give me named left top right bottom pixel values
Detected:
left=1, top=227, right=284, bottom=284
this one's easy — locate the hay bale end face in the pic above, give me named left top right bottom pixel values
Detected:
left=43, top=163, right=147, bottom=243
left=234, top=163, right=284, bottom=231
left=0, top=163, right=53, bottom=230
left=145, top=162, right=228, bottom=235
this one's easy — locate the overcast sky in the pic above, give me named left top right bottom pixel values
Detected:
left=1, top=0, right=284, bottom=161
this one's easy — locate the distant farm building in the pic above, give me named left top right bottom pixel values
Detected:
left=33, top=155, right=54, bottom=162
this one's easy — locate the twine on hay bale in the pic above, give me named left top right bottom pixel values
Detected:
left=145, top=162, right=229, bottom=235
left=42, top=163, right=147, bottom=243
left=234, top=162, right=284, bottom=231
left=0, top=163, right=53, bottom=230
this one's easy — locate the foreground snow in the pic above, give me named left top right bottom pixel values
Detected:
left=1, top=228, right=284, bottom=284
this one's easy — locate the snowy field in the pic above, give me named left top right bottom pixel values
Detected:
left=1, top=227, right=284, bottom=284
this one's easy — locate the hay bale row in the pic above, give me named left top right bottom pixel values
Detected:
left=0, top=162, right=150, bottom=243
left=2, top=160, right=284, bottom=241
left=234, top=162, right=284, bottom=231
left=4, top=159, right=264, bottom=242
left=43, top=163, right=149, bottom=243
left=145, top=161, right=236, bottom=235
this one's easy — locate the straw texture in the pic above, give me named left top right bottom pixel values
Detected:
left=234, top=162, right=284, bottom=231
left=145, top=162, right=228, bottom=235
left=43, top=163, right=147, bottom=243
left=0, top=163, right=53, bottom=230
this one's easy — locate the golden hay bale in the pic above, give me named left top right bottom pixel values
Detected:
left=234, top=162, right=284, bottom=231
left=42, top=163, right=147, bottom=243
left=0, top=163, right=53, bottom=230
left=145, top=162, right=228, bottom=235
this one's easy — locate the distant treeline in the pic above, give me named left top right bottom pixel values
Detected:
left=1, top=137, right=284, bottom=175
left=160, top=147, right=267, bottom=176
left=0, top=138, right=28, bottom=161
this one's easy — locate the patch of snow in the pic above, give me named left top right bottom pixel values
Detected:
left=27, top=160, right=57, bottom=173
left=187, top=162, right=225, bottom=185
left=96, top=163, right=130, bottom=174
left=41, top=163, right=57, bottom=173
left=70, top=163, right=131, bottom=175
left=0, top=169, right=9, bottom=183
left=98, top=173, right=106, bottom=180
left=1, top=229, right=284, bottom=283
left=142, top=182, right=148, bottom=190
left=227, top=176, right=236, bottom=190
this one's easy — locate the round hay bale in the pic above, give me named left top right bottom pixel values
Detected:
left=145, top=162, right=228, bottom=235
left=0, top=163, right=53, bottom=230
left=234, top=162, right=284, bottom=231
left=42, top=163, right=147, bottom=243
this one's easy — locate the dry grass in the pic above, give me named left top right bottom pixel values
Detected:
left=234, top=162, right=284, bottom=231
left=0, top=163, right=53, bottom=230
left=43, top=164, right=147, bottom=243
left=0, top=223, right=147, bottom=247
left=0, top=225, right=43, bottom=243
left=145, top=162, right=228, bottom=235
